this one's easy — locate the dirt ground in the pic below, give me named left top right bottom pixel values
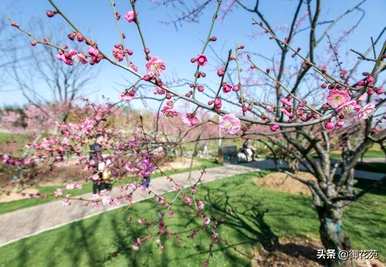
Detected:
left=255, top=171, right=316, bottom=196
left=251, top=237, right=384, bottom=267
left=251, top=237, right=322, bottom=267
left=158, top=157, right=198, bottom=170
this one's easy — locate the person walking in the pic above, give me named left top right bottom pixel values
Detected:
left=89, top=134, right=112, bottom=194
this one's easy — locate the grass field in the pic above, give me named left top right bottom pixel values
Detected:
left=0, top=132, right=29, bottom=144
left=0, top=132, right=31, bottom=156
left=330, top=144, right=385, bottom=160
left=0, top=172, right=384, bottom=267
left=0, top=159, right=219, bottom=215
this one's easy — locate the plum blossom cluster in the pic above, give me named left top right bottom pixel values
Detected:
left=125, top=156, right=156, bottom=179
left=279, top=97, right=317, bottom=122
left=0, top=111, right=21, bottom=130
left=30, top=137, right=69, bottom=162
left=112, top=44, right=133, bottom=62
left=124, top=11, right=136, bottom=23
left=321, top=74, right=383, bottom=130
left=145, top=56, right=166, bottom=78
left=56, top=47, right=103, bottom=65
left=182, top=113, right=199, bottom=127
left=192, top=54, right=208, bottom=66
left=219, top=114, right=241, bottom=135
left=161, top=100, right=178, bottom=117
left=24, top=104, right=66, bottom=131
left=120, top=87, right=136, bottom=101
left=208, top=98, right=223, bottom=112
left=0, top=154, right=34, bottom=167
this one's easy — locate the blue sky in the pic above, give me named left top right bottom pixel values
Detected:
left=0, top=0, right=385, bottom=106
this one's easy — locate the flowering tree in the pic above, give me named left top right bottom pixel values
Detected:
left=3, top=0, right=386, bottom=266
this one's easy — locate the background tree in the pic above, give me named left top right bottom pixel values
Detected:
left=7, top=19, right=96, bottom=124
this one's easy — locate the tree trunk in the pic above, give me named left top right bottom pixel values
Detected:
left=317, top=205, right=352, bottom=267
left=217, top=147, right=224, bottom=164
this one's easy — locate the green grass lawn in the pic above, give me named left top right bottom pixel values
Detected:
left=330, top=151, right=385, bottom=159
left=0, top=172, right=384, bottom=267
left=0, top=132, right=29, bottom=144
left=0, top=132, right=31, bottom=156
left=330, top=144, right=385, bottom=160
left=0, top=159, right=220, bottom=215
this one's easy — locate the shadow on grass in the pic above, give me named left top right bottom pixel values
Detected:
left=87, top=189, right=302, bottom=266
left=355, top=178, right=386, bottom=196
left=202, top=187, right=321, bottom=264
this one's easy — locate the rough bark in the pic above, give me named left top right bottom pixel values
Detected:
left=317, top=203, right=352, bottom=267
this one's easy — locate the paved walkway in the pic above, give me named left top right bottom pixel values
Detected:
left=0, top=164, right=257, bottom=247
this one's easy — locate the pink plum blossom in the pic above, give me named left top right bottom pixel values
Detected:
left=195, top=54, right=208, bottom=66
left=113, top=44, right=125, bottom=61
left=62, top=198, right=71, bottom=206
left=375, top=87, right=384, bottom=94
left=196, top=200, right=205, bottom=210
left=280, top=97, right=292, bottom=107
left=213, top=97, right=222, bottom=111
left=124, top=11, right=136, bottom=23
left=138, top=157, right=155, bottom=178
left=183, top=196, right=193, bottom=206
left=182, top=113, right=199, bottom=127
left=76, top=53, right=88, bottom=64
left=358, top=103, right=375, bottom=120
left=327, top=89, right=351, bottom=109
left=222, top=83, right=232, bottom=93
left=281, top=108, right=293, bottom=118
left=266, top=105, right=274, bottom=113
left=120, top=88, right=136, bottom=101
left=54, top=188, right=63, bottom=197
left=56, top=49, right=78, bottom=65
left=232, top=84, right=240, bottom=92
left=132, top=238, right=142, bottom=251
left=88, top=46, right=103, bottom=64
left=336, top=120, right=345, bottom=128
left=203, top=217, right=211, bottom=225
left=88, top=47, right=99, bottom=57
left=325, top=121, right=335, bottom=130
left=337, top=100, right=361, bottom=117
left=65, top=182, right=82, bottom=190
left=217, top=67, right=225, bottom=76
left=129, top=62, right=138, bottom=72
left=270, top=124, right=280, bottom=132
left=219, top=114, right=241, bottom=135
left=145, top=56, right=166, bottom=77
left=112, top=44, right=133, bottom=62
left=101, top=192, right=112, bottom=206
left=197, top=85, right=205, bottom=92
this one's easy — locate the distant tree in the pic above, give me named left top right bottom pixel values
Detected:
left=8, top=19, right=96, bottom=123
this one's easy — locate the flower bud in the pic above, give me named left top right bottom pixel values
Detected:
left=209, top=36, right=217, bottom=42
left=46, top=10, right=56, bottom=17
